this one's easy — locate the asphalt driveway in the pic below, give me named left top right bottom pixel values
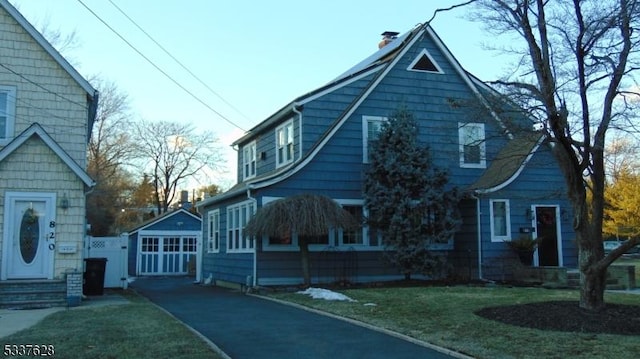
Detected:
left=131, top=276, right=463, bottom=359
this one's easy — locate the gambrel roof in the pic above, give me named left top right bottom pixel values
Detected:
left=199, top=21, right=540, bottom=208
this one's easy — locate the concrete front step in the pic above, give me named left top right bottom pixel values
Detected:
left=0, top=280, right=67, bottom=309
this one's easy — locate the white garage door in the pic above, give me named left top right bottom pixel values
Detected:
left=138, top=233, right=199, bottom=275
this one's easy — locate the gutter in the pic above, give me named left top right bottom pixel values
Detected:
left=473, top=193, right=483, bottom=280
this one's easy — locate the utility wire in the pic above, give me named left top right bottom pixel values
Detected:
left=0, top=62, right=89, bottom=110
left=107, top=0, right=253, bottom=124
left=75, top=0, right=247, bottom=132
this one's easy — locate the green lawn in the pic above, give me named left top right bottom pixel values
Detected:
left=269, top=286, right=640, bottom=359
left=1, top=290, right=222, bottom=359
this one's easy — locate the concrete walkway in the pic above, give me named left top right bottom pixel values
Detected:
left=131, top=276, right=466, bottom=359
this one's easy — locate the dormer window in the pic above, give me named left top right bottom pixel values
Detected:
left=459, top=122, right=486, bottom=168
left=407, top=49, right=443, bottom=74
left=243, top=141, right=256, bottom=180
left=0, top=85, right=17, bottom=145
left=276, top=120, right=294, bottom=167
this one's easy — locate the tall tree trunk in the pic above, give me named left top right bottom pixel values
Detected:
left=575, top=201, right=606, bottom=311
left=580, top=260, right=607, bottom=311
left=576, top=227, right=606, bottom=310
left=299, top=241, right=311, bottom=287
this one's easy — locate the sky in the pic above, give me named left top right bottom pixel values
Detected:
left=8, top=0, right=509, bottom=191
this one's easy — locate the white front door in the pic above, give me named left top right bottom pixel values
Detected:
left=2, top=192, right=56, bottom=280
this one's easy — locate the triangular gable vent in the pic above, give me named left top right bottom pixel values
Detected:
left=407, top=49, right=443, bottom=73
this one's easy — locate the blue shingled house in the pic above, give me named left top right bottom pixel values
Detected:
left=196, top=22, right=577, bottom=287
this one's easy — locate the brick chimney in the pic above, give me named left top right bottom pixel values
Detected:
left=378, top=31, right=399, bottom=49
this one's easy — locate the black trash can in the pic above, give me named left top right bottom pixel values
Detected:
left=83, top=258, right=108, bottom=296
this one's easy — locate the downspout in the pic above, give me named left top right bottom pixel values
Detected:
left=195, top=205, right=203, bottom=283
left=472, top=192, right=484, bottom=280
left=246, top=186, right=257, bottom=288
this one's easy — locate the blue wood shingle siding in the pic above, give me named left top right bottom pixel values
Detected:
left=257, top=250, right=400, bottom=285
left=198, top=24, right=576, bottom=286
left=479, top=144, right=577, bottom=270
left=128, top=235, right=138, bottom=276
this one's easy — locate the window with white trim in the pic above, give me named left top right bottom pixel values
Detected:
left=243, top=141, right=257, bottom=180
left=163, top=237, right=180, bottom=252
left=227, top=201, right=256, bottom=253
left=490, top=199, right=511, bottom=242
left=362, top=116, right=387, bottom=163
left=276, top=120, right=294, bottom=167
left=459, top=122, right=486, bottom=168
left=207, top=210, right=220, bottom=253
left=0, top=85, right=17, bottom=144
left=141, top=237, right=159, bottom=252
left=338, top=206, right=364, bottom=245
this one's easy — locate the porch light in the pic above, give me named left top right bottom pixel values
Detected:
left=60, top=193, right=69, bottom=210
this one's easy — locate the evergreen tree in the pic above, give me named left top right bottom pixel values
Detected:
left=364, top=108, right=460, bottom=280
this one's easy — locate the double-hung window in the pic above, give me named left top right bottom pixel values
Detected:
left=243, top=142, right=257, bottom=180
left=227, top=201, right=255, bottom=253
left=362, top=116, right=387, bottom=163
left=490, top=199, right=511, bottom=242
left=0, top=85, right=17, bottom=145
left=207, top=210, right=220, bottom=253
left=339, top=206, right=364, bottom=245
left=458, top=122, right=486, bottom=168
left=276, top=120, right=294, bottom=167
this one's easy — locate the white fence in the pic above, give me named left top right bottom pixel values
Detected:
left=85, top=235, right=128, bottom=289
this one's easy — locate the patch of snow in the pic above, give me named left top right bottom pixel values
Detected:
left=297, top=287, right=356, bottom=302
left=363, top=303, right=377, bottom=307
left=203, top=273, right=213, bottom=286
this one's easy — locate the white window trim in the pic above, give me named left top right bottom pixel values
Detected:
left=490, top=199, right=511, bottom=242
left=362, top=116, right=387, bottom=163
left=458, top=122, right=486, bottom=168
left=406, top=48, right=444, bottom=74
left=242, top=141, right=257, bottom=180
left=207, top=209, right=220, bottom=253
left=275, top=120, right=294, bottom=168
left=0, top=85, right=17, bottom=145
left=226, top=200, right=256, bottom=253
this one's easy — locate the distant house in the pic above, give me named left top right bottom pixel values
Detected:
left=196, top=22, right=577, bottom=287
left=127, top=209, right=202, bottom=279
left=0, top=0, right=98, bottom=307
